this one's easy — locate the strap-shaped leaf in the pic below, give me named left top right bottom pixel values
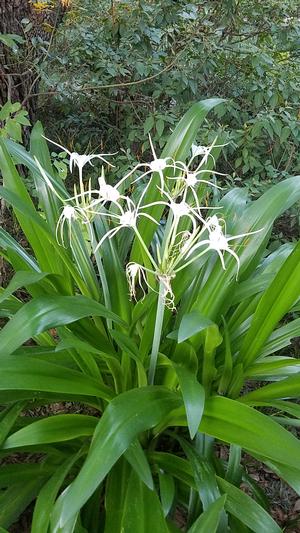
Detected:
left=0, top=140, right=70, bottom=286
left=31, top=452, right=82, bottom=533
left=51, top=387, right=181, bottom=529
left=105, top=466, right=169, bottom=533
left=0, top=226, right=39, bottom=271
left=188, top=495, right=226, bottom=533
left=0, top=463, right=55, bottom=488
left=0, top=357, right=113, bottom=400
left=240, top=374, right=300, bottom=404
left=0, top=402, right=25, bottom=446
left=174, top=364, right=205, bottom=439
left=2, top=414, right=97, bottom=449
left=0, top=479, right=44, bottom=529
left=124, top=439, right=154, bottom=490
left=158, top=471, right=175, bottom=517
left=158, top=349, right=204, bottom=440
left=200, top=396, right=300, bottom=485
left=258, top=318, right=300, bottom=358
left=30, top=121, right=61, bottom=232
left=239, top=240, right=300, bottom=367
left=4, top=137, right=68, bottom=199
left=246, top=356, right=300, bottom=379
left=0, top=294, right=123, bottom=356
left=0, top=139, right=50, bottom=271
left=0, top=186, right=87, bottom=294
left=0, top=271, right=60, bottom=303
left=217, top=477, right=281, bottom=533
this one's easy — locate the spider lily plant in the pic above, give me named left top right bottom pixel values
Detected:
left=0, top=99, right=300, bottom=532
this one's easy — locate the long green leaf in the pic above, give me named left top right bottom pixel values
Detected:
left=2, top=414, right=97, bottom=449
left=124, top=439, right=154, bottom=490
left=258, top=318, right=300, bottom=358
left=104, top=458, right=131, bottom=533
left=238, top=241, right=300, bottom=367
left=217, top=477, right=281, bottom=533
left=0, top=480, right=44, bottom=528
left=158, top=471, right=175, bottom=517
left=199, top=396, right=300, bottom=484
left=117, top=468, right=169, bottom=533
left=0, top=186, right=93, bottom=296
left=0, top=226, right=39, bottom=271
left=246, top=356, right=300, bottom=379
left=174, top=364, right=205, bottom=439
left=51, top=387, right=181, bottom=529
left=0, top=357, right=113, bottom=400
left=30, top=121, right=61, bottom=231
left=188, top=495, right=226, bottom=533
left=4, top=137, right=68, bottom=200
left=0, top=294, right=123, bottom=356
left=0, top=463, right=55, bottom=488
left=239, top=374, right=300, bottom=404
left=0, top=271, right=60, bottom=303
left=0, top=402, right=25, bottom=446
left=32, top=452, right=82, bottom=533
left=0, top=139, right=51, bottom=272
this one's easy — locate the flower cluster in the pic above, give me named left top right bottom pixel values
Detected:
left=37, top=137, right=261, bottom=307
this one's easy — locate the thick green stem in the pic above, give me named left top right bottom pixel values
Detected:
left=148, top=281, right=166, bottom=385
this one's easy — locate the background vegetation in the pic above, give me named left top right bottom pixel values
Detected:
left=38, top=0, right=300, bottom=195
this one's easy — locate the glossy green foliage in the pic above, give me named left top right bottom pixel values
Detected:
left=0, top=100, right=299, bottom=531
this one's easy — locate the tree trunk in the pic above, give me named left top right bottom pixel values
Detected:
left=0, top=0, right=69, bottom=121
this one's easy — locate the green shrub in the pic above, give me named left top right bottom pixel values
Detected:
left=40, top=0, right=300, bottom=190
left=0, top=99, right=300, bottom=531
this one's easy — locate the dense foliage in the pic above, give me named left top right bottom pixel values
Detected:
left=0, top=0, right=300, bottom=530
left=40, top=0, right=300, bottom=194
left=0, top=101, right=299, bottom=531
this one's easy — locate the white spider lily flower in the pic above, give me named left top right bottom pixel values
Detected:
left=56, top=204, right=90, bottom=247
left=62, top=205, right=76, bottom=219
left=94, top=196, right=160, bottom=263
left=89, top=170, right=126, bottom=211
left=126, top=262, right=154, bottom=300
left=43, top=136, right=116, bottom=199
left=158, top=187, right=205, bottom=230
left=126, top=262, right=142, bottom=300
left=35, top=156, right=101, bottom=245
left=170, top=200, right=190, bottom=218
left=126, top=262, right=176, bottom=309
left=186, top=215, right=263, bottom=276
left=186, top=172, right=198, bottom=187
left=191, top=144, right=209, bottom=158
left=168, top=168, right=224, bottom=195
left=190, top=143, right=216, bottom=167
left=177, top=172, right=222, bottom=216
left=36, top=154, right=91, bottom=209
left=98, top=179, right=120, bottom=203
left=116, top=135, right=184, bottom=193
left=43, top=136, right=115, bottom=170
left=169, top=199, right=199, bottom=233
left=149, top=157, right=168, bottom=173
left=189, top=137, right=227, bottom=168
left=166, top=153, right=225, bottom=216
